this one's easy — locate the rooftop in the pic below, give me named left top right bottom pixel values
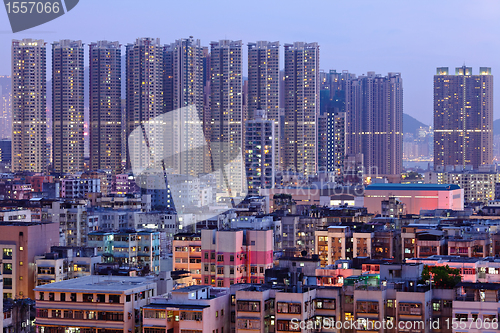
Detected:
left=173, top=285, right=211, bottom=293
left=143, top=303, right=209, bottom=310
left=34, top=275, right=156, bottom=293
left=365, top=183, right=461, bottom=191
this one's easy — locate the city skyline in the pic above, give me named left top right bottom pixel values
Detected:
left=1, top=2, right=500, bottom=332
left=0, top=0, right=499, bottom=125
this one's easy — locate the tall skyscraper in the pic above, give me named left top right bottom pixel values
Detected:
left=245, top=110, right=275, bottom=194
left=210, top=40, right=244, bottom=195
left=247, top=41, right=280, bottom=121
left=163, top=37, right=207, bottom=176
left=248, top=41, right=280, bottom=171
left=345, top=72, right=403, bottom=176
left=284, top=42, right=320, bottom=177
left=89, top=41, right=122, bottom=173
left=12, top=39, right=47, bottom=173
left=52, top=40, right=85, bottom=174
left=434, top=66, right=493, bottom=170
left=125, top=38, right=164, bottom=170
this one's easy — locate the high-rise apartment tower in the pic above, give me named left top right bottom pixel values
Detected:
left=434, top=66, right=493, bottom=170
left=89, top=41, right=122, bottom=173
left=52, top=40, right=85, bottom=174
left=283, top=42, right=320, bottom=177
left=12, top=39, right=47, bottom=173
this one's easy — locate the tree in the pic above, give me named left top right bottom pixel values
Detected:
left=419, top=265, right=461, bottom=289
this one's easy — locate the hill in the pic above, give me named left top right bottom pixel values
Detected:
left=494, top=119, right=500, bottom=136
left=403, top=113, right=429, bottom=135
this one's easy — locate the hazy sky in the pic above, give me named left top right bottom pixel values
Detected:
left=1, top=0, right=499, bottom=124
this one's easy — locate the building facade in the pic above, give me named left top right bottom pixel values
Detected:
left=245, top=110, right=276, bottom=195
left=172, top=233, right=202, bottom=285
left=364, top=183, right=464, bottom=215
left=87, top=230, right=161, bottom=273
left=201, top=229, right=273, bottom=287
left=52, top=40, right=85, bottom=174
left=163, top=37, right=208, bottom=176
left=210, top=40, right=244, bottom=195
left=345, top=72, right=403, bottom=176
left=11, top=39, right=47, bottom=173
left=0, top=222, right=59, bottom=299
left=125, top=38, right=164, bottom=170
left=434, top=66, right=493, bottom=170
left=248, top=41, right=280, bottom=169
left=35, top=276, right=157, bottom=333
left=89, top=41, right=122, bottom=173
left=283, top=42, right=320, bottom=177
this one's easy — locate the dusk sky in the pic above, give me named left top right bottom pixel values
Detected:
left=1, top=0, right=499, bottom=125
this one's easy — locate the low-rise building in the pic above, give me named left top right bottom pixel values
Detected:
left=448, top=238, right=490, bottom=258
left=60, top=178, right=101, bottom=199
left=173, top=233, right=202, bottom=285
left=314, top=226, right=353, bottom=266
left=142, top=285, right=230, bottom=333
left=47, top=200, right=89, bottom=247
left=426, top=169, right=499, bottom=204
left=453, top=282, right=500, bottom=333
left=364, top=183, right=464, bottom=215
left=88, top=230, right=161, bottom=273
left=416, top=230, right=446, bottom=258
left=233, top=284, right=341, bottom=333
left=35, top=247, right=101, bottom=286
left=34, top=275, right=157, bottom=333
left=201, top=229, right=274, bottom=287
left=0, top=221, right=60, bottom=299
left=0, top=208, right=32, bottom=223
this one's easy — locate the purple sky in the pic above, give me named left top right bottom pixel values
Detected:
left=1, top=0, right=499, bottom=124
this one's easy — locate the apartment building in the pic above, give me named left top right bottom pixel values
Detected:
left=408, top=256, right=500, bottom=284
left=434, top=66, right=493, bottom=170
left=416, top=230, right=446, bottom=258
left=88, top=230, right=161, bottom=273
left=125, top=38, right=164, bottom=171
left=0, top=221, right=59, bottom=299
left=314, top=226, right=353, bottom=266
left=11, top=39, right=47, bottom=173
left=47, top=200, right=89, bottom=247
left=35, top=275, right=157, bottom=333
left=89, top=41, right=122, bottom=173
left=283, top=42, right=320, bottom=177
left=142, top=285, right=230, bottom=333
left=201, top=229, right=273, bottom=287
left=453, top=282, right=500, bottom=333
left=210, top=39, right=244, bottom=195
left=448, top=238, right=490, bottom=258
left=282, top=216, right=327, bottom=257
left=425, top=168, right=499, bottom=204
left=52, top=40, right=85, bottom=174
left=60, top=178, right=101, bottom=199
left=353, top=232, right=373, bottom=259
left=35, top=247, right=101, bottom=286
left=173, top=233, right=202, bottom=285
left=233, top=283, right=341, bottom=333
